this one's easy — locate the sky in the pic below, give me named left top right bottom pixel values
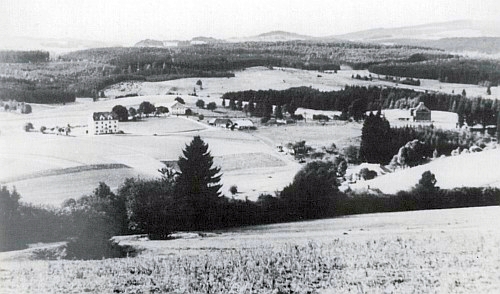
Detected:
left=1, top=0, right=499, bottom=45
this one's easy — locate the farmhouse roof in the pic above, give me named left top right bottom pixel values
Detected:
left=92, top=112, right=118, bottom=121
left=170, top=101, right=186, bottom=108
left=415, top=102, right=430, bottom=112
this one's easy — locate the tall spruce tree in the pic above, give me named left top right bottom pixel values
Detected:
left=359, top=112, right=392, bottom=164
left=175, top=136, right=222, bottom=229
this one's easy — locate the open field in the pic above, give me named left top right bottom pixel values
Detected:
left=0, top=206, right=498, bottom=293
left=104, top=66, right=500, bottom=101
left=254, top=122, right=363, bottom=150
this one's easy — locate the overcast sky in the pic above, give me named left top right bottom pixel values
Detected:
left=1, top=0, right=499, bottom=45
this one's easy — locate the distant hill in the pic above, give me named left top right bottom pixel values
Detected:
left=134, top=36, right=225, bottom=47
left=379, top=37, right=500, bottom=55
left=332, top=20, right=500, bottom=56
left=134, top=20, right=500, bottom=54
left=0, top=36, right=120, bottom=55
left=228, top=31, right=313, bottom=42
left=334, top=20, right=500, bottom=41
left=134, top=39, right=165, bottom=47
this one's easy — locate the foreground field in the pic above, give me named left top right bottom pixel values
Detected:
left=0, top=206, right=498, bottom=293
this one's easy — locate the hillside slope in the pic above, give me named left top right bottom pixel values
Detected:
left=350, top=147, right=500, bottom=194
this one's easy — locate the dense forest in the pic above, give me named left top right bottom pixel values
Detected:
left=369, top=58, right=500, bottom=86
left=222, top=85, right=500, bottom=126
left=0, top=50, right=49, bottom=63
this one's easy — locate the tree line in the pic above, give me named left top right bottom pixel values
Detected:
left=0, top=77, right=76, bottom=104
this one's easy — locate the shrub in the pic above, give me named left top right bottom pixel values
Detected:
left=229, top=185, right=238, bottom=195
left=24, top=122, right=34, bottom=132
left=312, top=114, right=330, bottom=121
left=206, top=102, right=217, bottom=111
left=359, top=168, right=377, bottom=180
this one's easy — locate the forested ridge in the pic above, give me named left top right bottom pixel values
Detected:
left=369, top=58, right=500, bottom=86
left=0, top=41, right=449, bottom=103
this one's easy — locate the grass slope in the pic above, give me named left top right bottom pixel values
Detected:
left=350, top=147, right=500, bottom=194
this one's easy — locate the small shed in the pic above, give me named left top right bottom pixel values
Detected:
left=411, top=102, right=431, bottom=121
left=209, top=118, right=232, bottom=128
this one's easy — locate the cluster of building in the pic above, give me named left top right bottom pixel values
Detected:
left=207, top=118, right=255, bottom=130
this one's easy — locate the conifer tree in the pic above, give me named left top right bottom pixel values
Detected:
left=175, top=136, right=222, bottom=229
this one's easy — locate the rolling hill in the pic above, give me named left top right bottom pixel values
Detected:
left=334, top=20, right=500, bottom=41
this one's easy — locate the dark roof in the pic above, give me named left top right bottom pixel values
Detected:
left=214, top=118, right=231, bottom=124
left=92, top=112, right=118, bottom=121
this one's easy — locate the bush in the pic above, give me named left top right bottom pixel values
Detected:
left=359, top=168, right=377, bottom=180
left=312, top=114, right=330, bottom=121
left=229, top=185, right=238, bottom=195
left=206, top=102, right=217, bottom=111
left=24, top=122, right=34, bottom=132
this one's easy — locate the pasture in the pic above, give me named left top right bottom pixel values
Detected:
left=104, top=66, right=500, bottom=101
left=0, top=206, right=498, bottom=293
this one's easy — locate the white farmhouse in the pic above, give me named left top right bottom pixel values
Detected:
left=89, top=112, right=119, bottom=135
left=169, top=101, right=188, bottom=115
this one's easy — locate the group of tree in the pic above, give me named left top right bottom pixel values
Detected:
left=359, top=111, right=481, bottom=165
left=112, top=102, right=170, bottom=121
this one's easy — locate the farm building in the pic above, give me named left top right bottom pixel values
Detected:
left=232, top=119, right=255, bottom=130
left=89, top=112, right=119, bottom=135
left=208, top=118, right=232, bottom=128
left=169, top=101, right=188, bottom=115
left=410, top=102, right=431, bottom=121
